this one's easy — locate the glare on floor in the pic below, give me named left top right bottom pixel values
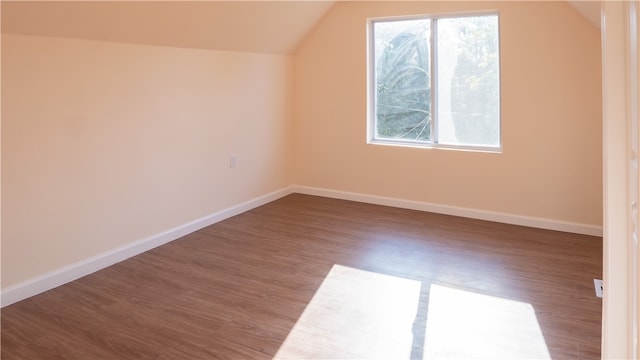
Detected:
left=424, top=284, right=550, bottom=359
left=274, top=265, right=550, bottom=359
left=274, top=264, right=421, bottom=359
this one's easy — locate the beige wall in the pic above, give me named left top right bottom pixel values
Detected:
left=1, top=34, right=293, bottom=288
left=1, top=1, right=604, bottom=293
left=294, top=1, right=603, bottom=226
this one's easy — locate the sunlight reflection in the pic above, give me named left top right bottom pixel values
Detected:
left=274, top=267, right=550, bottom=359
left=425, top=284, right=551, bottom=359
left=274, top=265, right=421, bottom=359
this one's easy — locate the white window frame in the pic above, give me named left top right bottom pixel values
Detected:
left=367, top=11, right=502, bottom=152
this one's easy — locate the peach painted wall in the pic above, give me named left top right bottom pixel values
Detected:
left=1, top=34, right=293, bottom=288
left=294, top=1, right=603, bottom=227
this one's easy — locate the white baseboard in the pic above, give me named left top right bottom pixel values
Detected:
left=291, top=185, right=603, bottom=237
left=2, top=185, right=602, bottom=307
left=1, top=187, right=294, bottom=307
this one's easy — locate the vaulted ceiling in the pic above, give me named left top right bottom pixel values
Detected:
left=567, top=0, right=600, bottom=29
left=1, top=1, right=336, bottom=54
left=1, top=1, right=600, bottom=55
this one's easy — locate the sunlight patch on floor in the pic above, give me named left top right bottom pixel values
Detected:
left=274, top=264, right=421, bottom=359
left=274, top=265, right=550, bottom=359
left=424, top=284, right=551, bottom=359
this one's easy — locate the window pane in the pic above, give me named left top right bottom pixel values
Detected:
left=436, top=15, right=500, bottom=147
left=374, top=19, right=431, bottom=141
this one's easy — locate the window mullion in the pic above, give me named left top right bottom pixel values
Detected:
left=431, top=18, right=438, bottom=144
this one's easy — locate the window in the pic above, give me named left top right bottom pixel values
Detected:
left=368, top=13, right=501, bottom=150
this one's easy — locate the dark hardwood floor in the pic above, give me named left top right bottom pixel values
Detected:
left=1, top=194, right=602, bottom=359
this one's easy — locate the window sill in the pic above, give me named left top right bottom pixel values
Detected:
left=367, top=139, right=502, bottom=154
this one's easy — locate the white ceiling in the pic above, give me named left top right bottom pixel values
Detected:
left=2, top=1, right=600, bottom=55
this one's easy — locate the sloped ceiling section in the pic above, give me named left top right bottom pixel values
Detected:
left=2, top=1, right=599, bottom=54
left=1, top=1, right=336, bottom=54
left=567, top=1, right=601, bottom=29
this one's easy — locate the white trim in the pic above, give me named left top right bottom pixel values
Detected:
left=1, top=187, right=294, bottom=308
left=292, top=185, right=603, bottom=237
left=2, top=184, right=602, bottom=307
left=602, top=1, right=635, bottom=357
